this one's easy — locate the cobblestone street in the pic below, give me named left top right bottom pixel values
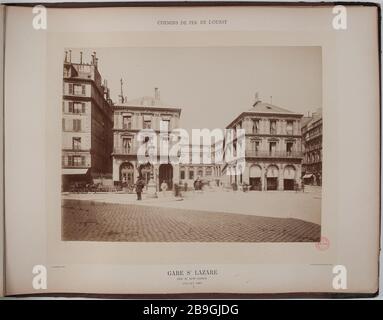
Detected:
left=62, top=199, right=321, bottom=242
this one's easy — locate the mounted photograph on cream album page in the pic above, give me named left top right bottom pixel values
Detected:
left=1, top=3, right=380, bottom=297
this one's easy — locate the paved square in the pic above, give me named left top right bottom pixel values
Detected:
left=62, top=198, right=321, bottom=242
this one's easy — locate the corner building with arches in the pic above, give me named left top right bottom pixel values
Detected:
left=223, top=96, right=304, bottom=191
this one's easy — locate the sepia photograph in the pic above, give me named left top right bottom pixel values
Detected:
left=61, top=46, right=323, bottom=242
left=2, top=2, right=380, bottom=299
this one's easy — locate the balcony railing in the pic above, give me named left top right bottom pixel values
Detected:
left=245, top=150, right=303, bottom=158
left=113, top=147, right=137, bottom=155
left=62, top=163, right=89, bottom=168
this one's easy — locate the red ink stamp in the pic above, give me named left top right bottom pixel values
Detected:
left=315, top=236, right=330, bottom=251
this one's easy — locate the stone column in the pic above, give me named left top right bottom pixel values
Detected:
left=262, top=164, right=267, bottom=191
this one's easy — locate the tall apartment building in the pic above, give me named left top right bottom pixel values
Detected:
left=222, top=94, right=304, bottom=191
left=302, top=108, right=322, bottom=186
left=62, top=51, right=113, bottom=190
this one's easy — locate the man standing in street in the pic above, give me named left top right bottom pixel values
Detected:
left=135, top=176, right=145, bottom=200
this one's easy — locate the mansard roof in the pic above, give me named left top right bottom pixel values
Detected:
left=114, top=95, right=181, bottom=114
left=247, top=101, right=296, bottom=115
left=226, top=100, right=303, bottom=129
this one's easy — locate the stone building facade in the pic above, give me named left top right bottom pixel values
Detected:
left=112, top=88, right=222, bottom=191
left=222, top=95, right=304, bottom=191
left=62, top=51, right=113, bottom=190
left=178, top=144, right=222, bottom=189
left=112, top=89, right=182, bottom=190
left=302, top=108, right=322, bottom=186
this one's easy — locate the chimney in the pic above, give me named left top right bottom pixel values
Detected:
left=253, top=92, right=261, bottom=106
left=69, top=50, right=72, bottom=62
left=119, top=78, right=125, bottom=104
left=95, top=58, right=98, bottom=68
left=154, top=87, right=160, bottom=100
left=92, top=51, right=97, bottom=65
left=80, top=51, right=83, bottom=64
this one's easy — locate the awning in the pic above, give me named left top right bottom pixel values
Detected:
left=303, top=174, right=313, bottom=179
left=62, top=168, right=89, bottom=175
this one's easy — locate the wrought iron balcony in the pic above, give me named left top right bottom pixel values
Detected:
left=62, top=163, right=89, bottom=168
left=112, top=147, right=137, bottom=155
left=245, top=150, right=303, bottom=158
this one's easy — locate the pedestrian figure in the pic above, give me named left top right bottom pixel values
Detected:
left=161, top=180, right=168, bottom=195
left=135, top=176, right=145, bottom=200
left=194, top=177, right=202, bottom=191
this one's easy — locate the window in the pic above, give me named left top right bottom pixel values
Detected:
left=122, top=138, right=132, bottom=153
left=73, top=119, right=81, bottom=132
left=252, top=119, right=260, bottom=133
left=253, top=140, right=260, bottom=151
left=123, top=116, right=132, bottom=130
left=198, top=170, right=203, bottom=177
left=73, top=102, right=85, bottom=114
left=205, top=167, right=212, bottom=176
left=286, top=142, right=293, bottom=153
left=72, top=137, right=81, bottom=150
left=68, top=83, right=73, bottom=95
left=189, top=169, right=194, bottom=180
left=286, top=121, right=293, bottom=135
left=68, top=155, right=85, bottom=167
left=160, top=119, right=170, bottom=132
left=180, top=170, right=185, bottom=180
left=270, top=120, right=277, bottom=134
left=269, top=141, right=277, bottom=153
left=68, top=101, right=73, bottom=113
left=73, top=84, right=85, bottom=95
left=143, top=120, right=151, bottom=129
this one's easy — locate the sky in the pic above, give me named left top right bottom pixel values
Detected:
left=68, top=46, right=322, bottom=131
